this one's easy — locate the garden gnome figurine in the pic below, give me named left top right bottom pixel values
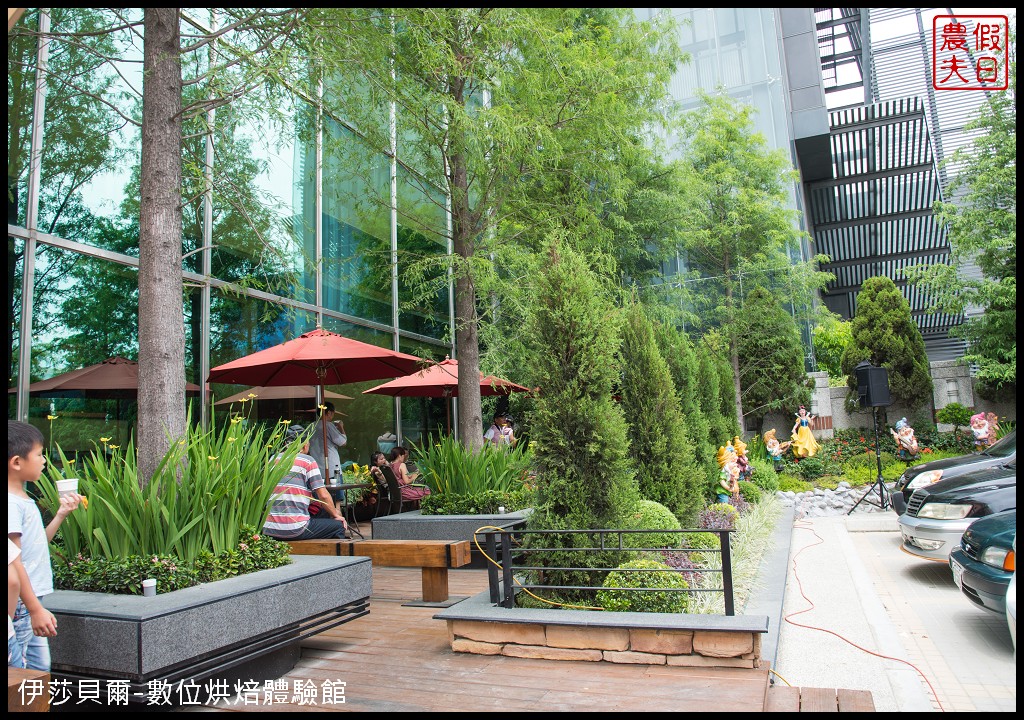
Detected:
left=790, top=405, right=820, bottom=459
left=969, top=412, right=999, bottom=451
left=732, top=436, right=753, bottom=483
left=716, top=443, right=741, bottom=504
left=763, top=429, right=791, bottom=470
left=890, top=417, right=920, bottom=461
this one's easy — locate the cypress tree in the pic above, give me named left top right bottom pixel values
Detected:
left=654, top=322, right=716, bottom=515
left=620, top=301, right=702, bottom=522
left=523, top=241, right=639, bottom=595
left=840, top=276, right=933, bottom=409
left=737, top=285, right=811, bottom=430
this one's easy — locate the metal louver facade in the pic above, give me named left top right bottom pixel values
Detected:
left=806, top=97, right=963, bottom=349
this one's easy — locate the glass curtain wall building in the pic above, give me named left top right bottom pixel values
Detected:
left=7, top=9, right=454, bottom=461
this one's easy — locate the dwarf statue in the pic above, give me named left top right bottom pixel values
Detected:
left=970, top=412, right=999, bottom=451
left=763, top=428, right=792, bottom=469
left=890, top=417, right=920, bottom=461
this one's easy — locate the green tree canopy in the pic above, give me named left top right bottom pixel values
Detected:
left=906, top=56, right=1016, bottom=398
left=674, top=92, right=829, bottom=423
left=840, top=276, right=933, bottom=409
left=305, top=8, right=682, bottom=448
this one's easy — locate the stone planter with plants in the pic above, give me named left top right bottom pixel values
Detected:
left=38, top=418, right=372, bottom=690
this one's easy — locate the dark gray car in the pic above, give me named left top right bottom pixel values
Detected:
left=891, top=430, right=1016, bottom=514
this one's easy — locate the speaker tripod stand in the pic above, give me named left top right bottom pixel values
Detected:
left=848, top=405, right=891, bottom=513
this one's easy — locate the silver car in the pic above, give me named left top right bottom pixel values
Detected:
left=898, top=462, right=1016, bottom=562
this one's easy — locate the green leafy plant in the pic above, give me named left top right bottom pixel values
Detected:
left=748, top=457, right=779, bottom=493
left=420, top=488, right=533, bottom=516
left=737, top=481, right=762, bottom=504
left=40, top=417, right=306, bottom=563
left=596, top=559, right=690, bottom=613
left=412, top=434, right=534, bottom=496
left=778, top=475, right=812, bottom=493
left=52, top=525, right=291, bottom=595
left=619, top=500, right=682, bottom=549
left=935, top=403, right=973, bottom=434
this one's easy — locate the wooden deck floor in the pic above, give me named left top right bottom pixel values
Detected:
left=181, top=564, right=870, bottom=713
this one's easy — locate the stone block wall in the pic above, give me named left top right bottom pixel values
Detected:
left=447, top=619, right=761, bottom=668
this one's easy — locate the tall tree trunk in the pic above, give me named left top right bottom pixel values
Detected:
left=451, top=148, right=483, bottom=452
left=137, top=8, right=186, bottom=485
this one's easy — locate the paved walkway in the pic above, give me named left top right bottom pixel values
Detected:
left=772, top=513, right=1016, bottom=712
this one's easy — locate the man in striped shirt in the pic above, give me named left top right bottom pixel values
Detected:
left=263, top=426, right=348, bottom=540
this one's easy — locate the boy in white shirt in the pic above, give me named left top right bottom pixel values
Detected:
left=8, top=420, right=80, bottom=671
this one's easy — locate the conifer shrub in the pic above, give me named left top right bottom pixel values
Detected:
left=520, top=242, right=640, bottom=596
left=619, top=499, right=683, bottom=549
left=596, top=559, right=690, bottom=613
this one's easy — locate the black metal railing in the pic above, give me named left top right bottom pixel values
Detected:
left=476, top=528, right=735, bottom=615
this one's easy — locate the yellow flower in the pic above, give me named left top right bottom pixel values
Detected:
left=208, top=455, right=218, bottom=461
left=239, top=397, right=249, bottom=404
left=230, top=416, right=243, bottom=424
left=108, top=444, right=120, bottom=450
left=47, top=414, right=58, bottom=421
left=178, top=439, right=186, bottom=445
left=227, top=437, right=236, bottom=443
left=318, top=404, right=327, bottom=410
left=247, top=393, right=257, bottom=398
left=100, top=437, right=111, bottom=443
left=279, top=419, right=291, bottom=425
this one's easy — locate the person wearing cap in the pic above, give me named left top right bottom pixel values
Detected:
left=263, top=424, right=348, bottom=540
left=484, top=413, right=516, bottom=448
left=308, top=402, right=347, bottom=481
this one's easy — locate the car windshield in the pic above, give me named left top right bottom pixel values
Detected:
left=981, top=431, right=1016, bottom=458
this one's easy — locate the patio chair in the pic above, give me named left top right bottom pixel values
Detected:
left=374, top=465, right=429, bottom=517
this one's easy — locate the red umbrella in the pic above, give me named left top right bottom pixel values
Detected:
left=362, top=358, right=530, bottom=432
left=207, top=329, right=423, bottom=468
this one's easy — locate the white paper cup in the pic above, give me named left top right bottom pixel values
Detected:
left=56, top=479, right=79, bottom=497
left=142, top=578, right=157, bottom=597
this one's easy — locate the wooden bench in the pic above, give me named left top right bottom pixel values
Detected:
left=8, top=667, right=50, bottom=712
left=288, top=539, right=472, bottom=604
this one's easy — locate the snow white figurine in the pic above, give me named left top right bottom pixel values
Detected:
left=790, top=405, right=820, bottom=459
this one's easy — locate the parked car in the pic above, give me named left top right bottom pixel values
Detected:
left=891, top=430, right=1016, bottom=514
left=898, top=461, right=1016, bottom=561
left=949, top=509, right=1016, bottom=617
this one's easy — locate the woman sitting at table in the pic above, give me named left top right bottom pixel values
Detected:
left=388, top=446, right=431, bottom=508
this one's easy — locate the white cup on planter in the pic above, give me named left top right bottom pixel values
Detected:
left=142, top=578, right=157, bottom=597
left=56, top=478, right=79, bottom=497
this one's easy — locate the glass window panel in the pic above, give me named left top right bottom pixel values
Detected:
left=396, top=168, right=450, bottom=340
left=38, top=9, right=143, bottom=252
left=8, top=10, right=39, bottom=229
left=322, top=123, right=393, bottom=325
left=209, top=99, right=316, bottom=304
left=27, top=245, right=140, bottom=455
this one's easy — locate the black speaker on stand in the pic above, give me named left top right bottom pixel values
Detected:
left=849, top=361, right=893, bottom=514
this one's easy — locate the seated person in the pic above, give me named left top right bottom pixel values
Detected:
left=263, top=425, right=349, bottom=540
left=388, top=446, right=431, bottom=507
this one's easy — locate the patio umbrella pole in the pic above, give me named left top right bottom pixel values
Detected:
left=316, top=367, right=330, bottom=480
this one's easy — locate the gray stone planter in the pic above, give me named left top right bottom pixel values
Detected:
left=44, top=555, right=371, bottom=688
left=372, top=509, right=529, bottom=543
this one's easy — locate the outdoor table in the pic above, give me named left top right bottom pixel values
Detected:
left=326, top=482, right=372, bottom=538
